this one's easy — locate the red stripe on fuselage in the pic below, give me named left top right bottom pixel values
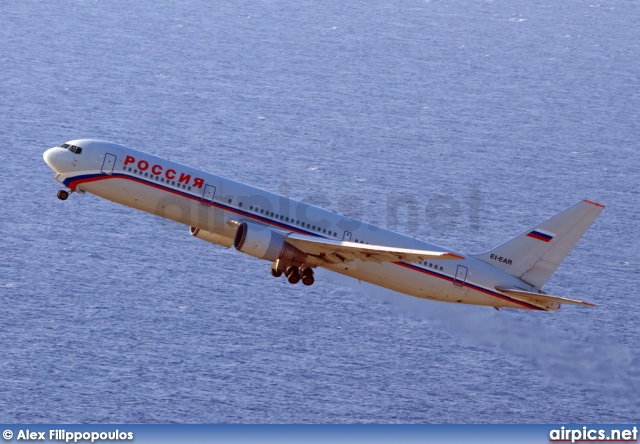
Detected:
left=69, top=173, right=544, bottom=310
left=67, top=175, right=107, bottom=191
left=396, top=263, right=543, bottom=310
left=68, top=173, right=312, bottom=234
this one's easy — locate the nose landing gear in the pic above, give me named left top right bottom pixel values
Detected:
left=57, top=190, right=69, bottom=201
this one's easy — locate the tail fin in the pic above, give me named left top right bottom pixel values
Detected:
left=473, top=200, right=605, bottom=289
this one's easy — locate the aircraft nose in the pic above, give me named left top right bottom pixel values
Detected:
left=43, top=147, right=59, bottom=169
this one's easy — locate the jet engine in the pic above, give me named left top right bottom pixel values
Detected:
left=190, top=226, right=234, bottom=248
left=233, top=221, right=307, bottom=264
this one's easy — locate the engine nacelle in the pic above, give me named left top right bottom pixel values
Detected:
left=190, top=226, right=234, bottom=248
left=234, top=221, right=307, bottom=264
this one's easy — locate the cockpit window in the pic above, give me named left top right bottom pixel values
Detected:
left=60, top=144, right=82, bottom=154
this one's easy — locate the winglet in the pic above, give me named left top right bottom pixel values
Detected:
left=583, top=199, right=605, bottom=208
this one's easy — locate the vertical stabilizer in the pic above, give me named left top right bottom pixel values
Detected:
left=473, top=200, right=605, bottom=289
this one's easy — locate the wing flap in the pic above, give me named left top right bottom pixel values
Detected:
left=495, top=287, right=595, bottom=307
left=285, top=233, right=464, bottom=265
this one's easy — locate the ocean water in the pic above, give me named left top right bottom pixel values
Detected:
left=1, top=0, right=639, bottom=423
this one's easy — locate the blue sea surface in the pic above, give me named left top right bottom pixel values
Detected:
left=1, top=0, right=638, bottom=423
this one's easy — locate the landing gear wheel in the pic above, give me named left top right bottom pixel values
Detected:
left=301, top=267, right=314, bottom=286
left=57, top=190, right=69, bottom=201
left=286, top=265, right=300, bottom=284
left=287, top=272, right=300, bottom=284
left=271, top=260, right=284, bottom=278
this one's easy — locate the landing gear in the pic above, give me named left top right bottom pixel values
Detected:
left=270, top=260, right=283, bottom=277
left=286, top=265, right=300, bottom=284
left=301, top=267, right=315, bottom=286
left=271, top=261, right=315, bottom=286
left=57, top=190, right=69, bottom=201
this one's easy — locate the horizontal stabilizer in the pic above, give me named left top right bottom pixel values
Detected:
left=495, top=287, right=595, bottom=310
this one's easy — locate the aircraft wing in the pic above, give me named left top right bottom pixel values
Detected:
left=495, top=287, right=595, bottom=307
left=285, top=233, right=464, bottom=265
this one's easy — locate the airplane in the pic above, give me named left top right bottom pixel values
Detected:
left=43, top=140, right=605, bottom=311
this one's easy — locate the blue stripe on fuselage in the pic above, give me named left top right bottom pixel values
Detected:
left=66, top=171, right=544, bottom=310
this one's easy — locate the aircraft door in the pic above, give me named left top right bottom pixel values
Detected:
left=342, top=231, right=352, bottom=241
left=201, top=184, right=216, bottom=206
left=101, top=153, right=116, bottom=175
left=453, top=265, right=468, bottom=287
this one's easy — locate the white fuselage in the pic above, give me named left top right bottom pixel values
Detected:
left=43, top=140, right=544, bottom=310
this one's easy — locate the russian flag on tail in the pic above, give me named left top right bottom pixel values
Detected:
left=527, top=228, right=555, bottom=242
